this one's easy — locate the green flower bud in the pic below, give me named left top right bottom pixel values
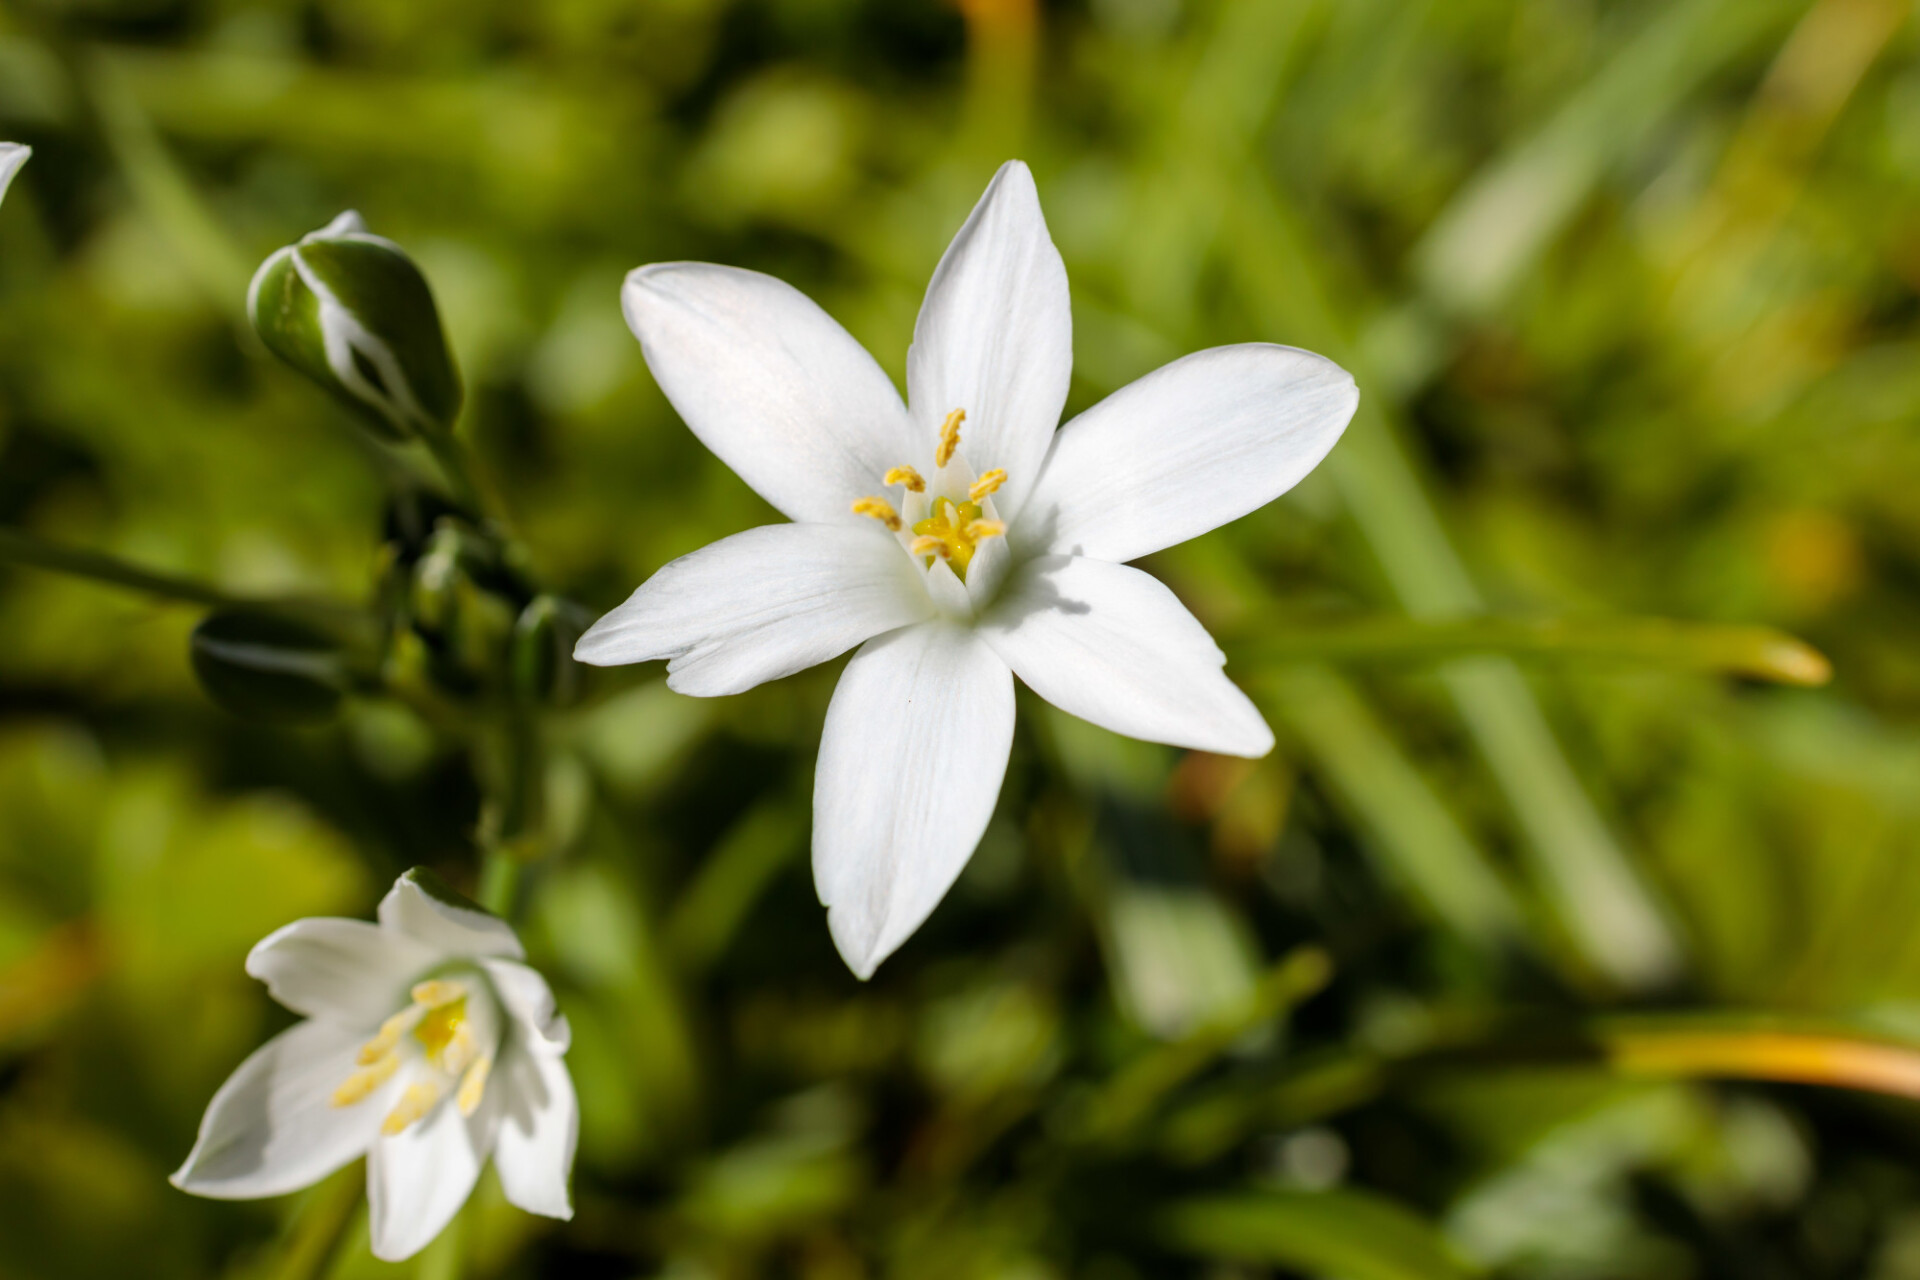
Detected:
left=190, top=610, right=352, bottom=725
left=0, top=144, right=29, bottom=210
left=510, top=594, right=584, bottom=706
left=249, top=211, right=462, bottom=441
left=408, top=525, right=520, bottom=695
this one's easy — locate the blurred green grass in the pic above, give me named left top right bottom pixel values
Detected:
left=6, top=0, right=1920, bottom=1276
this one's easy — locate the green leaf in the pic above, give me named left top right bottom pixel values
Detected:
left=1159, top=1188, right=1483, bottom=1280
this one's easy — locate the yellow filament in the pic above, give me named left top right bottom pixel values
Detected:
left=456, top=1055, right=493, bottom=1117
left=382, top=1081, right=441, bottom=1135
left=331, top=1050, right=400, bottom=1107
left=884, top=466, right=926, bottom=493
left=358, top=1006, right=422, bottom=1065
left=936, top=409, right=966, bottom=468
left=852, top=496, right=903, bottom=531
left=968, top=469, right=1006, bottom=501
left=410, top=979, right=466, bottom=1008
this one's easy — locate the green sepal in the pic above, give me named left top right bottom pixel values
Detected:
left=398, top=865, right=499, bottom=920
left=510, top=594, right=583, bottom=706
left=248, top=212, right=462, bottom=441
left=189, top=609, right=352, bottom=725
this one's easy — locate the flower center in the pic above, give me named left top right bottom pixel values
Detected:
left=851, top=408, right=1008, bottom=583
left=329, top=973, right=499, bottom=1134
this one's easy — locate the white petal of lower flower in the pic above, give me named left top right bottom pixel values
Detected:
left=1017, top=344, right=1358, bottom=564
left=624, top=263, right=916, bottom=525
left=481, top=958, right=572, bottom=1054
left=573, top=524, right=932, bottom=695
left=170, top=1018, right=394, bottom=1199
left=813, top=623, right=1014, bottom=978
left=0, top=144, right=27, bottom=208
left=366, top=1088, right=501, bottom=1262
left=378, top=870, right=525, bottom=961
left=980, top=555, right=1273, bottom=757
left=906, top=161, right=1071, bottom=523
left=246, top=918, right=441, bottom=1025
left=491, top=1040, right=578, bottom=1220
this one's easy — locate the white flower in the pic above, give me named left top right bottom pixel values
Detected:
left=0, top=144, right=29, bottom=209
left=172, top=869, right=578, bottom=1262
left=576, top=160, right=1358, bottom=979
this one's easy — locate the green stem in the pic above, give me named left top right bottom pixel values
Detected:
left=0, top=527, right=355, bottom=618
left=477, top=846, right=519, bottom=919
left=272, top=1163, right=364, bottom=1280
left=1230, top=614, right=1831, bottom=686
left=422, top=431, right=489, bottom=518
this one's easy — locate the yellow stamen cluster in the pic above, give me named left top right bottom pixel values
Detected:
left=851, top=495, right=903, bottom=531
left=332, top=975, right=497, bottom=1135
left=936, top=408, right=966, bottom=468
left=912, top=497, right=1006, bottom=579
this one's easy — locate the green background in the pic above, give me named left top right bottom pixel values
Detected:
left=5, top=0, right=1920, bottom=1276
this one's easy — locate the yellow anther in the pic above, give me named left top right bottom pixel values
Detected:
left=852, top=496, right=903, bottom=532
left=456, top=1055, right=494, bottom=1118
left=331, top=1050, right=400, bottom=1107
left=970, top=520, right=1007, bottom=539
left=936, top=409, right=966, bottom=468
left=910, top=535, right=947, bottom=559
left=410, top=979, right=466, bottom=1009
left=884, top=466, right=926, bottom=493
left=381, top=1081, right=441, bottom=1136
left=968, top=469, right=1006, bottom=502
left=358, top=1006, right=422, bottom=1065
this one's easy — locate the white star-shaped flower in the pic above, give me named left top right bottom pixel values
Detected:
left=0, top=144, right=29, bottom=209
left=172, top=869, right=578, bottom=1262
left=576, top=160, right=1358, bottom=978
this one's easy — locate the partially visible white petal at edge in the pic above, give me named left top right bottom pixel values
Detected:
left=171, top=1018, right=395, bottom=1199
left=379, top=871, right=524, bottom=961
left=981, top=555, right=1273, bottom=757
left=0, top=145, right=28, bottom=209
left=572, top=524, right=932, bottom=696
left=492, top=1040, right=578, bottom=1220
left=247, top=917, right=441, bottom=1025
left=906, top=161, right=1071, bottom=523
left=1016, top=344, right=1358, bottom=564
left=366, top=1086, right=501, bottom=1262
left=624, top=263, right=916, bottom=525
left=813, top=623, right=1014, bottom=979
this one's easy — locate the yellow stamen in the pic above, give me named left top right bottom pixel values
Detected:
left=439, top=1022, right=478, bottom=1076
left=852, top=496, right=903, bottom=531
left=358, top=1005, right=423, bottom=1065
left=970, top=520, right=1007, bottom=539
left=332, top=1050, right=400, bottom=1107
left=382, top=1081, right=441, bottom=1135
left=884, top=466, right=926, bottom=493
left=410, top=979, right=466, bottom=1009
left=910, top=496, right=1006, bottom=579
left=413, top=996, right=469, bottom=1062
left=910, top=535, right=947, bottom=559
left=936, top=409, right=966, bottom=468
left=968, top=469, right=1006, bottom=501
left=456, top=1055, right=493, bottom=1117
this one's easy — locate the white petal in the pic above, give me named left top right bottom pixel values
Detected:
left=1016, top=344, right=1357, bottom=564
left=907, top=161, right=1071, bottom=522
left=171, top=1018, right=393, bottom=1199
left=572, top=524, right=931, bottom=696
left=980, top=556, right=1273, bottom=757
left=480, top=958, right=571, bottom=1055
left=624, top=263, right=916, bottom=524
left=246, top=918, right=441, bottom=1026
left=0, top=144, right=28, bottom=209
left=378, top=870, right=524, bottom=961
left=492, top=1040, right=578, bottom=1221
left=365, top=1086, right=500, bottom=1262
left=813, top=623, right=1014, bottom=978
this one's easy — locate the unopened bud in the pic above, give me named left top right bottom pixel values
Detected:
left=0, top=144, right=28, bottom=209
left=510, top=595, right=584, bottom=706
left=249, top=212, right=462, bottom=441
